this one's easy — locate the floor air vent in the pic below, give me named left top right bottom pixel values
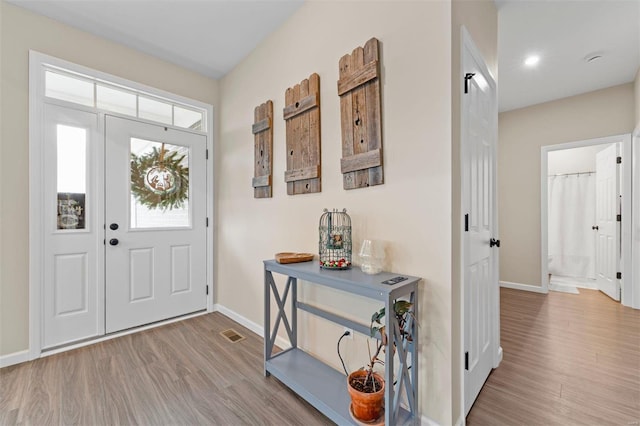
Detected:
left=220, top=328, right=245, bottom=343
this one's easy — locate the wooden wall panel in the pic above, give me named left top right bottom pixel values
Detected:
left=283, top=73, right=321, bottom=195
left=338, top=38, right=383, bottom=190
left=252, top=101, right=273, bottom=198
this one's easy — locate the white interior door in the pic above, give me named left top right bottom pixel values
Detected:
left=595, top=143, right=620, bottom=301
left=462, top=29, right=499, bottom=415
left=105, top=116, right=207, bottom=333
left=42, top=104, right=104, bottom=349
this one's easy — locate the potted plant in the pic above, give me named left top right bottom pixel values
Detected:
left=347, top=300, right=414, bottom=422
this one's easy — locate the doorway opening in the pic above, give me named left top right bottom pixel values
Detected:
left=29, top=51, right=215, bottom=359
left=541, top=134, right=632, bottom=305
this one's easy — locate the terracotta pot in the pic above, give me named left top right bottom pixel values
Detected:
left=347, top=370, right=385, bottom=422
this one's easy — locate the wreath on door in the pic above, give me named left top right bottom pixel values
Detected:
left=130, top=144, right=189, bottom=210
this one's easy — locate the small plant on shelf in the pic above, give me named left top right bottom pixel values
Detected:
left=347, top=300, right=414, bottom=422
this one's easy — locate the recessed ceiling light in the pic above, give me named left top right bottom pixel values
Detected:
left=524, top=55, right=540, bottom=67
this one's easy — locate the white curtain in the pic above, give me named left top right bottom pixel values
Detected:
left=548, top=174, right=596, bottom=279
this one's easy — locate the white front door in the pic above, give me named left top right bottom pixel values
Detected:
left=462, top=29, right=499, bottom=415
left=595, top=143, right=620, bottom=301
left=42, top=104, right=104, bottom=349
left=105, top=116, right=207, bottom=333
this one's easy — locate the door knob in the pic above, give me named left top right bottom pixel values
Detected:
left=109, top=223, right=119, bottom=230
left=592, top=225, right=599, bottom=230
left=490, top=238, right=500, bottom=248
left=109, top=238, right=119, bottom=246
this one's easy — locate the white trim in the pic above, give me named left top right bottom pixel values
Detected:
left=421, top=413, right=441, bottom=426
left=540, top=134, right=635, bottom=307
left=0, top=350, right=30, bottom=368
left=633, top=125, right=640, bottom=309
left=620, top=135, right=633, bottom=307
left=213, top=304, right=291, bottom=350
left=460, top=25, right=499, bottom=419
left=28, top=51, right=216, bottom=359
left=500, top=280, right=548, bottom=294
left=29, top=51, right=45, bottom=360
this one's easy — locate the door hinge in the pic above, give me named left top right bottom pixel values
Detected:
left=617, top=214, right=621, bottom=222
left=464, top=351, right=469, bottom=370
left=103, top=239, right=106, bottom=245
left=206, top=217, right=209, bottom=227
left=464, top=73, right=476, bottom=94
left=464, top=214, right=469, bottom=232
left=206, top=285, right=209, bottom=295
left=616, top=156, right=622, bottom=164
left=616, top=272, right=622, bottom=280
left=206, top=149, right=209, bottom=160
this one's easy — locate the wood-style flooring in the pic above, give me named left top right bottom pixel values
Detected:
left=2, top=288, right=638, bottom=425
left=0, top=313, right=332, bottom=425
left=467, top=287, right=640, bottom=425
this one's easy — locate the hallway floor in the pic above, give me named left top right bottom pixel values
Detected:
left=467, top=287, right=640, bottom=425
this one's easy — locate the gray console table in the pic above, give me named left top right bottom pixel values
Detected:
left=263, top=259, right=420, bottom=425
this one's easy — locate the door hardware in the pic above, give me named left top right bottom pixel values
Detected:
left=489, top=238, right=500, bottom=248
left=109, top=223, right=119, bottom=230
left=109, top=238, right=119, bottom=246
left=592, top=225, right=599, bottom=230
left=464, top=73, right=476, bottom=94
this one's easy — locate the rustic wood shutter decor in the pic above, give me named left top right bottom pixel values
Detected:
left=252, top=100, right=273, bottom=198
left=338, top=38, right=383, bottom=189
left=283, top=73, right=321, bottom=195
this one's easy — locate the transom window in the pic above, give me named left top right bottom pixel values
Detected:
left=44, top=68, right=206, bottom=132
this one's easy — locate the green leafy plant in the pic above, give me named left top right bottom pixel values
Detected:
left=350, top=300, right=415, bottom=393
left=130, top=146, right=189, bottom=210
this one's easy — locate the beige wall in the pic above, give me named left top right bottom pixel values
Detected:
left=0, top=1, right=218, bottom=356
left=547, top=144, right=610, bottom=175
left=499, top=83, right=635, bottom=287
left=451, top=0, right=497, bottom=421
left=218, top=1, right=453, bottom=423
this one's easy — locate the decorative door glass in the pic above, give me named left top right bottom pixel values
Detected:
left=56, top=124, right=87, bottom=230
left=129, top=138, right=190, bottom=229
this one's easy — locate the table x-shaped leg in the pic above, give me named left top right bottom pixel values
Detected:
left=265, top=272, right=296, bottom=360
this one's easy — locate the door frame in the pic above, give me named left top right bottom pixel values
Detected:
left=28, top=51, right=216, bottom=360
left=540, top=134, right=635, bottom=307
left=634, top=126, right=640, bottom=309
left=460, top=26, right=502, bottom=416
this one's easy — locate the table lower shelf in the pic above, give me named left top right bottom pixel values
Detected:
left=265, top=348, right=413, bottom=425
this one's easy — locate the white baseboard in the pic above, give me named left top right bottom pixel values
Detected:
left=500, top=281, right=548, bottom=294
left=213, top=304, right=291, bottom=350
left=0, top=350, right=29, bottom=368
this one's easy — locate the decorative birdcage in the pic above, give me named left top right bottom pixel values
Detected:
left=319, top=208, right=352, bottom=269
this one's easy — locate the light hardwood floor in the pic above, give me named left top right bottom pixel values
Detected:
left=467, top=287, right=640, bottom=425
left=0, top=313, right=332, bottom=425
left=2, top=289, right=638, bottom=425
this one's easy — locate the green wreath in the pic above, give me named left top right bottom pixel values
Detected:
left=130, top=145, right=189, bottom=210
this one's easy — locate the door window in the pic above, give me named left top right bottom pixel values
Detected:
left=56, top=124, right=87, bottom=230
left=129, top=138, right=190, bottom=229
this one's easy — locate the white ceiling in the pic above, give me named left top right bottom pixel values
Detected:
left=498, top=0, right=640, bottom=112
left=6, top=0, right=640, bottom=111
left=6, top=0, right=304, bottom=79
